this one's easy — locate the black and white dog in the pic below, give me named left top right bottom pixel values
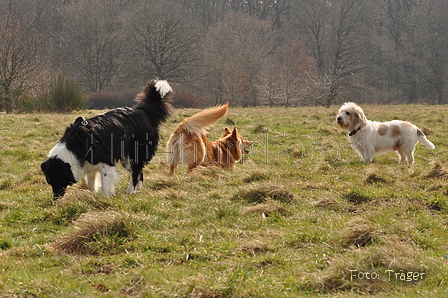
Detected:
left=41, top=79, right=173, bottom=199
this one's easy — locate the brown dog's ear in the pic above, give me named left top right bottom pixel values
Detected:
left=231, top=126, right=238, bottom=138
left=222, top=127, right=232, bottom=137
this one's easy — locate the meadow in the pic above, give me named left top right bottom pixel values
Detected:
left=0, top=104, right=447, bottom=297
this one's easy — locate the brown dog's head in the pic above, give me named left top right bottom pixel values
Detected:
left=336, top=102, right=367, bottom=131
left=219, top=126, right=253, bottom=162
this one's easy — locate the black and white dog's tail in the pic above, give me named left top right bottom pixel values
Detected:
left=134, top=80, right=174, bottom=128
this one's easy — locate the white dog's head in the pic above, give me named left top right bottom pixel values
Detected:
left=336, top=102, right=367, bottom=132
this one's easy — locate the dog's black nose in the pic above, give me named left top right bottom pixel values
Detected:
left=337, top=117, right=341, bottom=121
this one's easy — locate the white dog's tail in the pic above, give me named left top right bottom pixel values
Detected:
left=417, top=129, right=435, bottom=149
left=181, top=103, right=229, bottom=137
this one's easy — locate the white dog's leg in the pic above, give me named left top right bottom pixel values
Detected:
left=361, top=147, right=373, bottom=163
left=351, top=142, right=371, bottom=163
left=406, top=154, right=415, bottom=164
left=85, top=170, right=101, bottom=193
left=396, top=150, right=407, bottom=163
left=362, top=155, right=372, bottom=163
left=403, top=148, right=415, bottom=164
left=100, top=163, right=119, bottom=196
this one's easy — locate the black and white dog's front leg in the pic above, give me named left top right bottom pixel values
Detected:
left=85, top=170, right=101, bottom=193
left=127, top=164, right=143, bottom=194
left=122, top=157, right=143, bottom=194
left=99, top=163, right=120, bottom=196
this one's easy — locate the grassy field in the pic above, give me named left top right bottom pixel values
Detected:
left=0, top=104, right=447, bottom=297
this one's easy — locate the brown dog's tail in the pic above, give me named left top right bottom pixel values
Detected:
left=181, top=103, right=229, bottom=136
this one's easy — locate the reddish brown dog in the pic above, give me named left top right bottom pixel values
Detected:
left=166, top=103, right=253, bottom=174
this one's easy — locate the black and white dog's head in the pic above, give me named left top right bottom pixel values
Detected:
left=41, top=156, right=76, bottom=200
left=41, top=142, right=84, bottom=200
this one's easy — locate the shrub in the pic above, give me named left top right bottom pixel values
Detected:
left=86, top=88, right=139, bottom=109
left=46, top=75, right=86, bottom=112
left=16, top=93, right=37, bottom=113
left=172, top=93, right=205, bottom=108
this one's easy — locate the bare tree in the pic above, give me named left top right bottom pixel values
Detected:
left=129, top=1, right=203, bottom=84
left=57, top=0, right=128, bottom=92
left=180, top=0, right=290, bottom=30
left=408, top=0, right=448, bottom=103
left=296, top=0, right=329, bottom=74
left=279, top=40, right=317, bottom=107
left=381, top=0, right=448, bottom=104
left=232, top=0, right=290, bottom=30
left=202, top=12, right=274, bottom=106
left=297, top=0, right=372, bottom=107
left=382, top=0, right=421, bottom=103
left=0, top=13, right=43, bottom=112
left=180, top=0, right=229, bottom=27
left=0, top=0, right=446, bottom=108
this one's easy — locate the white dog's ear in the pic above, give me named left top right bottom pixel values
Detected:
left=354, top=108, right=367, bottom=127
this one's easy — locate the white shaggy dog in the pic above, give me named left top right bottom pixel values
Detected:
left=336, top=102, right=435, bottom=163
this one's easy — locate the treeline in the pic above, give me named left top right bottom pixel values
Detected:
left=0, top=0, right=447, bottom=112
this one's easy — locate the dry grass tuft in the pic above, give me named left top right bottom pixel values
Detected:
left=242, top=199, right=291, bottom=217
left=225, top=117, right=236, bottom=126
left=242, top=171, right=270, bottom=183
left=252, top=124, right=270, bottom=133
left=185, top=285, right=234, bottom=298
left=369, top=235, right=431, bottom=271
left=310, top=233, right=430, bottom=294
left=53, top=211, right=134, bottom=255
left=314, top=198, right=348, bottom=212
left=364, top=173, right=389, bottom=184
left=120, top=276, right=145, bottom=296
left=318, top=126, right=340, bottom=135
left=287, top=147, right=306, bottom=160
left=239, top=239, right=276, bottom=256
left=343, top=191, right=371, bottom=205
left=340, top=218, right=376, bottom=248
left=425, top=161, right=448, bottom=180
left=311, top=253, right=388, bottom=294
left=149, top=178, right=177, bottom=190
left=233, top=184, right=294, bottom=204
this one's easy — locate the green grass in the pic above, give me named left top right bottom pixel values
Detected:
left=0, top=105, right=447, bottom=297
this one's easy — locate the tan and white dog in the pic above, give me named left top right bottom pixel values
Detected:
left=166, top=103, right=253, bottom=174
left=336, top=102, right=435, bottom=163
